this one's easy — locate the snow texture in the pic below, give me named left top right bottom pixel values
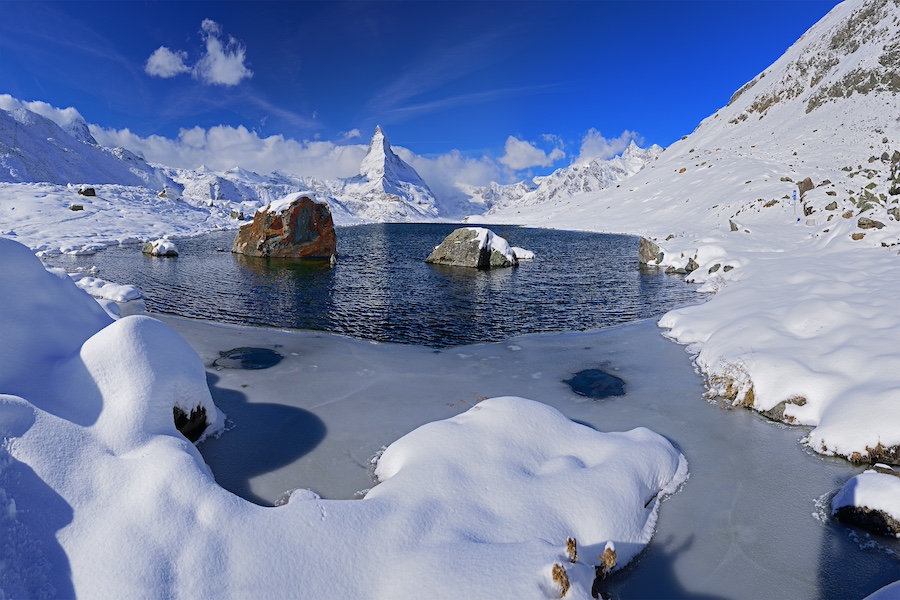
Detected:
left=0, top=237, right=686, bottom=598
left=481, top=0, right=900, bottom=467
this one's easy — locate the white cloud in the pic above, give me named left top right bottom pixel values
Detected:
left=143, top=20, right=252, bottom=87
left=90, top=124, right=367, bottom=180
left=88, top=121, right=505, bottom=201
left=576, top=129, right=643, bottom=164
left=145, top=47, right=190, bottom=79
left=498, top=136, right=565, bottom=171
left=194, top=19, right=253, bottom=86
left=342, top=129, right=362, bottom=140
left=398, top=148, right=506, bottom=203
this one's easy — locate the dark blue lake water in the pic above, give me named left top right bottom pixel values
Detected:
left=50, top=224, right=701, bottom=347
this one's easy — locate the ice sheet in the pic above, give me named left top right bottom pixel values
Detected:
left=162, top=314, right=900, bottom=599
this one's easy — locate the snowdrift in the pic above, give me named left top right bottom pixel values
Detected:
left=0, top=237, right=687, bottom=598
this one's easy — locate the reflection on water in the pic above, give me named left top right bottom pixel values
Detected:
left=46, top=224, right=703, bottom=347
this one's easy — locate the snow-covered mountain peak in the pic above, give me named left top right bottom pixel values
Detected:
left=338, top=126, right=439, bottom=221
left=473, top=141, right=661, bottom=214
left=358, top=125, right=427, bottom=187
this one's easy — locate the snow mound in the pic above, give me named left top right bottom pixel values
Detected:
left=0, top=236, right=687, bottom=598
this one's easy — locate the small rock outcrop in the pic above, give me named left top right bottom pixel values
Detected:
left=638, top=237, right=663, bottom=264
left=798, top=177, right=815, bottom=196
left=231, top=194, right=336, bottom=260
left=142, top=239, right=179, bottom=257
left=425, top=227, right=518, bottom=269
left=832, top=470, right=900, bottom=538
left=858, top=217, right=885, bottom=230
left=77, top=185, right=96, bottom=197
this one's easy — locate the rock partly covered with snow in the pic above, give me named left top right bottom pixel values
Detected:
left=141, top=238, right=178, bottom=257
left=832, top=469, right=900, bottom=538
left=231, top=193, right=336, bottom=260
left=425, top=227, right=520, bottom=269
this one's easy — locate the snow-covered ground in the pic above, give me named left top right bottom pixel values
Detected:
left=481, top=0, right=900, bottom=468
left=2, top=0, right=900, bottom=596
left=0, top=236, right=689, bottom=598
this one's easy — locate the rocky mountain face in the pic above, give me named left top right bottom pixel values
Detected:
left=470, top=141, right=663, bottom=214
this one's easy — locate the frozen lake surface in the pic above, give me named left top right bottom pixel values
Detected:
left=159, top=314, right=899, bottom=600
left=46, top=224, right=700, bottom=346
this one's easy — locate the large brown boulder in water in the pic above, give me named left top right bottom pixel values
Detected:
left=232, top=194, right=336, bottom=260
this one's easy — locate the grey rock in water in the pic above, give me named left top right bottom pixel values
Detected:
left=425, top=228, right=516, bottom=269
left=638, top=237, right=663, bottom=264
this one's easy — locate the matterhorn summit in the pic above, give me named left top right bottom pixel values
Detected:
left=334, top=126, right=439, bottom=221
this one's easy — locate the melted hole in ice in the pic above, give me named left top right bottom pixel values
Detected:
left=214, top=347, right=284, bottom=370
left=565, top=369, right=626, bottom=399
left=173, top=405, right=208, bottom=442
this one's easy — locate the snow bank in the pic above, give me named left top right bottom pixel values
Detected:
left=0, top=236, right=686, bottom=598
left=0, top=237, right=112, bottom=400
left=64, top=272, right=142, bottom=302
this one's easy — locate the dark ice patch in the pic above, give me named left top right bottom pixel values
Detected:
left=565, top=369, right=626, bottom=399
left=214, top=347, right=283, bottom=370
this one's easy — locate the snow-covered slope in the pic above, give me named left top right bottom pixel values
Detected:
left=484, top=0, right=900, bottom=464
left=0, top=107, right=174, bottom=190
left=469, top=141, right=662, bottom=213
left=331, top=126, right=440, bottom=221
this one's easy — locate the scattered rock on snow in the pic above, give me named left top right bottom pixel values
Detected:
left=858, top=217, right=885, bottom=229
left=798, top=177, right=815, bottom=196
left=638, top=237, right=663, bottom=265
left=173, top=405, right=208, bottom=443
left=77, top=185, right=96, bottom=196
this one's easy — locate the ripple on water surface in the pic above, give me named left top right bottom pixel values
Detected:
left=46, top=224, right=702, bottom=347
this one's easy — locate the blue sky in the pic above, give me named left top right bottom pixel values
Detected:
left=1, top=0, right=841, bottom=182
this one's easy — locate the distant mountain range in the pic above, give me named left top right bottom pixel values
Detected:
left=0, top=104, right=659, bottom=224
